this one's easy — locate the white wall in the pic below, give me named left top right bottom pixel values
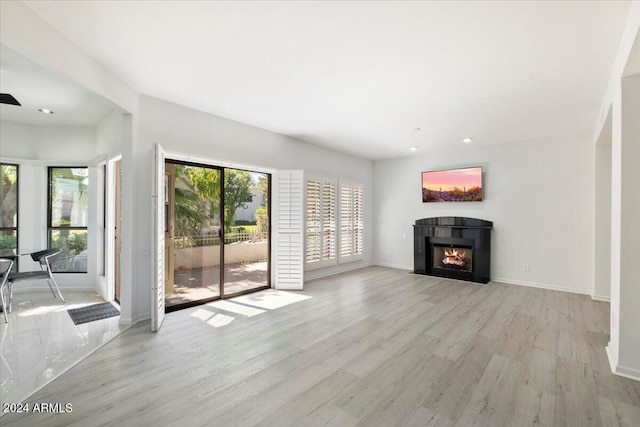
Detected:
left=373, top=133, right=595, bottom=294
left=30, top=126, right=97, bottom=161
left=593, top=109, right=612, bottom=301
left=612, top=73, right=640, bottom=378
left=0, top=122, right=36, bottom=158
left=96, top=110, right=124, bottom=160
left=95, top=110, right=125, bottom=299
left=600, top=4, right=640, bottom=381
left=132, top=95, right=374, bottom=320
left=0, top=122, right=96, bottom=160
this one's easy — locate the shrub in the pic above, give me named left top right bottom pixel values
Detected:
left=256, top=207, right=268, bottom=232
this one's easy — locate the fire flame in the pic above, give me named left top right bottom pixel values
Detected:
left=444, top=248, right=466, bottom=260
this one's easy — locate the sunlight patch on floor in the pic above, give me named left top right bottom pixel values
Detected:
left=206, top=300, right=266, bottom=317
left=206, top=313, right=234, bottom=328
left=231, top=289, right=311, bottom=310
left=189, top=308, right=236, bottom=328
left=186, top=289, right=311, bottom=328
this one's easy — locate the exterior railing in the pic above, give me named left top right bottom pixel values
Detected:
left=175, top=231, right=268, bottom=249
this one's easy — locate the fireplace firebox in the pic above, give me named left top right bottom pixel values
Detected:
left=432, top=244, right=473, bottom=272
left=413, top=217, right=492, bottom=283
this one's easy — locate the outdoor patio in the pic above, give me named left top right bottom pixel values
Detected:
left=165, top=261, right=268, bottom=307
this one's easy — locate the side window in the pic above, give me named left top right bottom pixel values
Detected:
left=0, top=163, right=18, bottom=272
left=48, top=167, right=89, bottom=273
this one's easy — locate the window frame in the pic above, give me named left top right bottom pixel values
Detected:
left=47, top=166, right=89, bottom=273
left=0, top=162, right=19, bottom=272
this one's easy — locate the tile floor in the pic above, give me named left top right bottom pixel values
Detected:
left=0, top=289, right=127, bottom=406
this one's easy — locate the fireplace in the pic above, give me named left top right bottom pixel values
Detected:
left=413, top=217, right=492, bottom=283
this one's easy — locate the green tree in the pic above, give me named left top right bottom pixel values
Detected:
left=222, top=170, right=252, bottom=231
left=184, top=166, right=221, bottom=216
left=172, top=166, right=254, bottom=233
left=173, top=165, right=211, bottom=236
left=0, top=165, right=18, bottom=229
left=255, top=175, right=269, bottom=207
left=186, top=167, right=254, bottom=230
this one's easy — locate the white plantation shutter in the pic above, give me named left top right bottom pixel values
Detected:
left=275, top=170, right=304, bottom=290
left=322, top=182, right=336, bottom=260
left=340, top=185, right=353, bottom=258
left=152, top=143, right=166, bottom=332
left=306, top=180, right=321, bottom=263
left=305, top=176, right=337, bottom=270
left=339, top=181, right=364, bottom=263
left=353, top=185, right=364, bottom=256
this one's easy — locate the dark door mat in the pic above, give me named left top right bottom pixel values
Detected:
left=68, top=302, right=120, bottom=325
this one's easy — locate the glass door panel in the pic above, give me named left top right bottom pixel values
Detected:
left=223, top=169, right=270, bottom=296
left=165, top=161, right=222, bottom=310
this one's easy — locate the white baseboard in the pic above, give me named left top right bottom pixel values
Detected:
left=613, top=364, right=640, bottom=381
left=373, top=262, right=412, bottom=271
left=606, top=344, right=617, bottom=373
left=133, top=312, right=150, bottom=325
left=371, top=268, right=592, bottom=296
left=606, top=345, right=640, bottom=381
left=118, top=316, right=133, bottom=326
left=591, top=293, right=611, bottom=302
left=304, top=262, right=373, bottom=281
left=491, top=277, right=590, bottom=296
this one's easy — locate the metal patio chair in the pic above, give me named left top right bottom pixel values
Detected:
left=0, top=257, right=14, bottom=323
left=4, top=248, right=66, bottom=319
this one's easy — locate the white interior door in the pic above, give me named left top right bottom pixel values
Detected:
left=152, top=143, right=166, bottom=331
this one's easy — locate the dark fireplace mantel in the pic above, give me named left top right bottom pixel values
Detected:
left=413, top=217, right=492, bottom=283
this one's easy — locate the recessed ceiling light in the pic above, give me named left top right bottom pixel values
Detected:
left=462, top=137, right=473, bottom=143
left=410, top=146, right=419, bottom=151
left=38, top=108, right=54, bottom=114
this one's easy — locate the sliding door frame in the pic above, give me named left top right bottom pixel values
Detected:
left=163, top=154, right=272, bottom=312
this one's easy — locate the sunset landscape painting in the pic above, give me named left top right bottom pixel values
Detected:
left=422, top=166, right=483, bottom=202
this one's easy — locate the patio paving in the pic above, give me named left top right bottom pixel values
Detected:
left=165, top=261, right=268, bottom=307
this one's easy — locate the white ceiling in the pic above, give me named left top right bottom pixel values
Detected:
left=0, top=44, right=115, bottom=127
left=22, top=1, right=632, bottom=159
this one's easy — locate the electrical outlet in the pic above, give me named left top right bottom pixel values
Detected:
left=402, top=233, right=407, bottom=240
left=523, top=264, right=530, bottom=272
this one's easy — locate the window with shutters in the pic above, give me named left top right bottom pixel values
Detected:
left=339, top=181, right=364, bottom=263
left=305, top=176, right=337, bottom=270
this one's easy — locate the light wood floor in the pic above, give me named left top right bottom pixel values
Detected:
left=3, top=266, right=639, bottom=426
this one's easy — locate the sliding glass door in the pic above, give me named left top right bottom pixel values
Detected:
left=223, top=169, right=270, bottom=297
left=164, top=160, right=270, bottom=311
